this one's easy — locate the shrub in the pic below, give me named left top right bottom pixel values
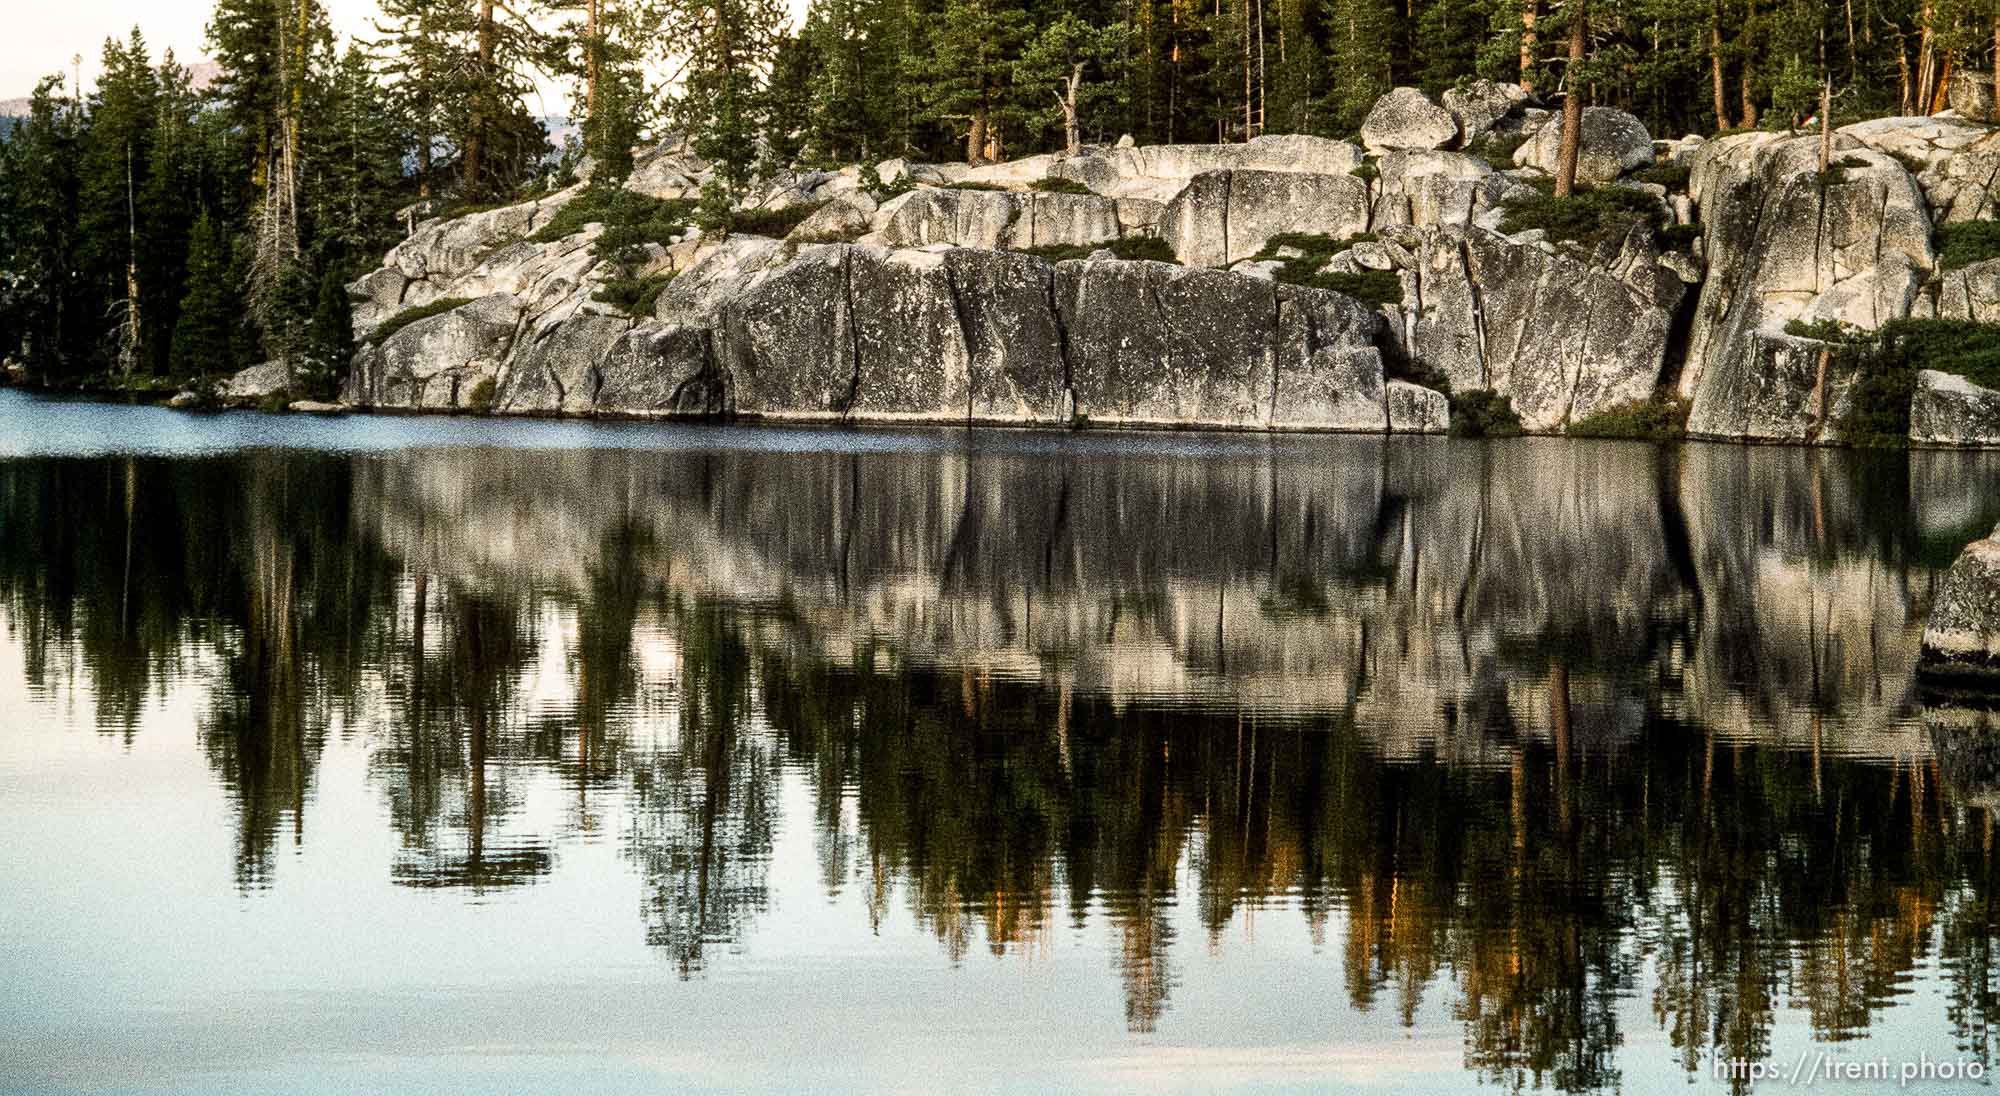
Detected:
left=256, top=391, right=292, bottom=414
left=1782, top=317, right=1853, bottom=342
left=466, top=377, right=497, bottom=411
left=1567, top=393, right=1690, bottom=439
left=1255, top=232, right=1376, bottom=260
left=1030, top=176, right=1093, bottom=194
left=1834, top=318, right=2000, bottom=447
left=1658, top=223, right=1703, bottom=252
left=371, top=297, right=473, bottom=343
left=1352, top=159, right=1380, bottom=182
left=1016, top=237, right=1177, bottom=263
left=1498, top=178, right=1666, bottom=248
left=730, top=202, right=826, bottom=238
left=1467, top=132, right=1530, bottom=172
left=1936, top=221, right=2000, bottom=272
left=1449, top=389, right=1524, bottom=437
left=594, top=271, right=676, bottom=315
left=531, top=186, right=697, bottom=253
left=1631, top=161, right=1691, bottom=190
left=1299, top=269, right=1404, bottom=306
left=945, top=180, right=1010, bottom=191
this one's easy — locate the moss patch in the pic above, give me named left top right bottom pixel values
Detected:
left=466, top=376, right=497, bottom=411
left=371, top=297, right=473, bottom=343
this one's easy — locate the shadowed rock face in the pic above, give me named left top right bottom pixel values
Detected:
left=1913, top=370, right=2000, bottom=447
left=1682, top=133, right=1935, bottom=441
left=348, top=434, right=2000, bottom=757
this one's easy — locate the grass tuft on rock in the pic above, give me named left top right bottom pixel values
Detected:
left=1567, top=393, right=1690, bottom=439
left=1936, top=221, right=2000, bottom=272
left=1466, top=132, right=1530, bottom=172
left=1630, top=161, right=1691, bottom=190
left=371, top=297, right=472, bottom=343
left=466, top=377, right=497, bottom=411
left=1448, top=389, right=1524, bottom=437
left=1030, top=176, right=1093, bottom=194
left=1016, top=237, right=1177, bottom=263
left=1498, top=177, right=1665, bottom=248
left=1297, top=270, right=1403, bottom=306
left=944, top=180, right=1010, bottom=191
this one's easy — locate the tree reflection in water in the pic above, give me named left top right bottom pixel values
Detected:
left=6, top=437, right=2000, bottom=1091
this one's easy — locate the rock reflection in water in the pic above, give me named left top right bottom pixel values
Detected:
left=5, top=431, right=2000, bottom=1091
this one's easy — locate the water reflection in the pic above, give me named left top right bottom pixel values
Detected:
left=5, top=428, right=2000, bottom=1091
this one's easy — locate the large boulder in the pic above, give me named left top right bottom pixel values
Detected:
left=1951, top=75, right=1998, bottom=123
left=943, top=249, right=1070, bottom=421
left=1921, top=522, right=2000, bottom=680
left=344, top=293, right=523, bottom=410
left=1371, top=151, right=1506, bottom=229
left=496, top=311, right=635, bottom=414
left=1928, top=257, right=2000, bottom=322
left=1441, top=80, right=1530, bottom=148
left=1396, top=225, right=1681, bottom=431
left=1051, top=135, right=1365, bottom=202
left=1361, top=88, right=1459, bottom=153
left=379, top=190, right=579, bottom=292
left=872, top=188, right=1124, bottom=251
left=788, top=191, right=877, bottom=243
left=1918, top=129, right=2000, bottom=224
left=1681, top=133, right=1934, bottom=440
left=1513, top=107, right=1653, bottom=184
left=623, top=141, right=711, bottom=199
left=1054, top=259, right=1386, bottom=428
left=1160, top=169, right=1371, bottom=267
left=1912, top=369, right=2000, bottom=447
left=1387, top=379, right=1450, bottom=433
left=220, top=361, right=292, bottom=404
left=593, top=323, right=727, bottom=414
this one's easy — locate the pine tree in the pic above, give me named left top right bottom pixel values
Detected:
left=1324, top=0, right=1393, bottom=131
left=172, top=209, right=243, bottom=377
left=1016, top=14, right=1128, bottom=154
left=917, top=0, right=1033, bottom=163
left=662, top=0, right=792, bottom=191
left=299, top=266, right=353, bottom=398
left=81, top=30, right=162, bottom=375
left=5, top=76, right=91, bottom=379
left=304, top=45, right=407, bottom=274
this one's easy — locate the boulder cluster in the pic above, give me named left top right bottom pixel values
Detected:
left=304, top=83, right=2000, bottom=446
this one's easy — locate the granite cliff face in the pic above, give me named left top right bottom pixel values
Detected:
left=322, top=87, right=2000, bottom=448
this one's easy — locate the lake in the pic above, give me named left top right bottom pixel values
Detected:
left=5, top=387, right=2000, bottom=1093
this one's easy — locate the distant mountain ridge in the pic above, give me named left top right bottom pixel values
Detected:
left=2, top=60, right=221, bottom=118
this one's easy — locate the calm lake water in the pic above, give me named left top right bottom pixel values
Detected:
left=8, top=387, right=2000, bottom=1093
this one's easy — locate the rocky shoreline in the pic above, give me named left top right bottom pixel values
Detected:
left=153, top=82, right=2000, bottom=448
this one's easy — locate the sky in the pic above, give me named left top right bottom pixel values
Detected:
left=1, top=0, right=810, bottom=112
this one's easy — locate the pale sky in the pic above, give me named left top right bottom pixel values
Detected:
left=3, top=0, right=810, bottom=111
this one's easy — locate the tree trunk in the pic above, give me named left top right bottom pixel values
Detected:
left=464, top=0, right=495, bottom=191
left=1739, top=0, right=1756, bottom=129
left=586, top=0, right=600, bottom=122
left=1521, top=0, right=1539, bottom=92
left=1818, top=79, right=1831, bottom=174
left=967, top=99, right=988, bottom=164
left=1710, top=19, right=1728, bottom=131
left=1992, top=16, right=1999, bottom=123
left=1063, top=64, right=1083, bottom=155
left=1554, top=0, right=1586, bottom=197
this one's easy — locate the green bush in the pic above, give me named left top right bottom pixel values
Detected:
left=530, top=187, right=697, bottom=253
left=1936, top=221, right=2000, bottom=272
left=1016, top=237, right=1177, bottom=263
left=1255, top=232, right=1376, bottom=260
left=594, top=271, right=677, bottom=315
left=730, top=202, right=826, bottom=237
left=1467, top=132, right=1530, bottom=172
left=1782, top=317, right=1854, bottom=342
left=1449, top=389, right=1524, bottom=437
left=1567, top=394, right=1690, bottom=439
left=371, top=297, right=473, bottom=343
left=1030, top=176, right=1093, bottom=194
left=1352, top=159, right=1380, bottom=182
left=945, top=180, right=1010, bottom=191
left=256, top=391, right=292, bottom=414
left=1498, top=178, right=1666, bottom=248
left=1630, top=161, right=1691, bottom=190
left=1834, top=318, right=2000, bottom=447
left=466, top=376, right=497, bottom=412
left=1658, top=223, right=1703, bottom=252
left=1298, top=269, right=1404, bottom=306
